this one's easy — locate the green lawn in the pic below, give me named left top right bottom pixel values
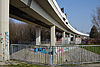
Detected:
left=83, top=46, right=100, bottom=55
left=7, top=63, right=49, bottom=67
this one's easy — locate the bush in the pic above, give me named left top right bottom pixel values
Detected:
left=88, top=38, right=100, bottom=44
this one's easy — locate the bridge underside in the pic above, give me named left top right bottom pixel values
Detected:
left=9, top=0, right=76, bottom=46
left=0, top=0, right=88, bottom=61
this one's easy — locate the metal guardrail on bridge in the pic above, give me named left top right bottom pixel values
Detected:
left=10, top=44, right=100, bottom=65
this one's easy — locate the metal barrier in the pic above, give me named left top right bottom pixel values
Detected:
left=41, top=41, right=50, bottom=44
left=10, top=44, right=100, bottom=65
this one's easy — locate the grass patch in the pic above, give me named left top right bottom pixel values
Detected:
left=83, top=46, right=100, bottom=55
left=8, top=63, right=49, bottom=67
left=79, top=44, right=98, bottom=45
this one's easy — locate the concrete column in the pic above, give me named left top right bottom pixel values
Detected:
left=51, top=25, right=55, bottom=46
left=73, top=34, right=76, bottom=44
left=0, top=0, right=9, bottom=61
left=36, top=28, right=41, bottom=45
left=68, top=33, right=71, bottom=44
left=66, top=35, right=69, bottom=44
left=62, top=32, right=65, bottom=44
left=63, top=32, right=65, bottom=38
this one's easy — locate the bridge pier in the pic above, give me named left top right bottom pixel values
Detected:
left=0, top=0, right=9, bottom=61
left=73, top=34, right=76, bottom=44
left=67, top=33, right=71, bottom=44
left=36, top=27, right=41, bottom=45
left=66, top=35, right=69, bottom=44
left=51, top=25, right=55, bottom=46
left=62, top=31, right=66, bottom=44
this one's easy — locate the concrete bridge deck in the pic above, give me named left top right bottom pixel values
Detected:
left=0, top=0, right=89, bottom=61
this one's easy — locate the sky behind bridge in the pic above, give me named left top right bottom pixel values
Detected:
left=56, top=0, right=100, bottom=33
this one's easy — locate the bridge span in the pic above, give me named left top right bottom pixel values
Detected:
left=0, top=0, right=89, bottom=61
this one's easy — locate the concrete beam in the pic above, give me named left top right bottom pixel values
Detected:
left=51, top=26, right=55, bottom=46
left=20, top=0, right=72, bottom=34
left=0, top=0, right=9, bottom=61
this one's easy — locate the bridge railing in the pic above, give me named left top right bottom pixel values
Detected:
left=10, top=44, right=100, bottom=65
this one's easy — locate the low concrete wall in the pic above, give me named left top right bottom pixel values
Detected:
left=52, top=47, right=100, bottom=64
left=10, top=45, right=100, bottom=65
left=10, top=48, right=52, bottom=65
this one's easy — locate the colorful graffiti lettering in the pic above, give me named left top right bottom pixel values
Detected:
left=0, top=54, right=2, bottom=56
left=34, top=48, right=54, bottom=55
left=34, top=48, right=46, bottom=53
left=0, top=33, right=5, bottom=36
left=33, top=47, right=71, bottom=55
left=0, top=33, right=2, bottom=36
left=0, top=33, right=4, bottom=44
left=58, top=48, right=64, bottom=53
left=5, top=32, right=9, bottom=50
left=64, top=48, right=70, bottom=51
left=0, top=38, right=3, bottom=43
left=0, top=32, right=9, bottom=50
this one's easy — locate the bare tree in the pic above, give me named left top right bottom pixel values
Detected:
left=10, top=18, right=50, bottom=44
left=92, top=8, right=100, bottom=32
left=9, top=18, right=36, bottom=44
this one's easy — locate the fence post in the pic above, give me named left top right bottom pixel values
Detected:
left=52, top=46, right=54, bottom=65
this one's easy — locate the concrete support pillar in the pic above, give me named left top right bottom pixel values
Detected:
left=62, top=32, right=65, bottom=44
left=73, top=34, right=76, bottom=44
left=68, top=33, right=71, bottom=44
left=63, top=32, right=65, bottom=38
left=51, top=25, right=55, bottom=46
left=0, top=0, right=9, bottom=61
left=66, top=35, right=69, bottom=44
left=36, top=28, right=41, bottom=45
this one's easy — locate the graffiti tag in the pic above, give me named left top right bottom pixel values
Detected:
left=0, top=54, right=2, bottom=56
left=5, top=32, right=9, bottom=50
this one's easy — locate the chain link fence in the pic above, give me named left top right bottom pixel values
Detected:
left=10, top=44, right=100, bottom=65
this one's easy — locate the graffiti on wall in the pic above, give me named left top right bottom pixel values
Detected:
left=0, top=33, right=4, bottom=44
left=0, top=33, right=4, bottom=58
left=75, top=37, right=82, bottom=44
left=5, top=32, right=9, bottom=50
left=0, top=38, right=3, bottom=44
left=0, top=32, right=9, bottom=50
left=0, top=54, right=2, bottom=57
left=32, top=47, right=70, bottom=55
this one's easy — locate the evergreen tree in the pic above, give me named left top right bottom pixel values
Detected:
left=90, top=25, right=98, bottom=38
